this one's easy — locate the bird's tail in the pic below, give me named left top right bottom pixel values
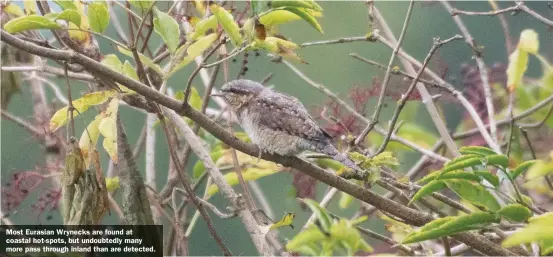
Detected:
left=322, top=144, right=364, bottom=174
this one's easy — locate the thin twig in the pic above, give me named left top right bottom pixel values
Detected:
left=183, top=39, right=226, bottom=104
left=452, top=2, right=553, bottom=27
left=355, top=0, right=415, bottom=146
left=156, top=110, right=232, bottom=256
left=372, top=7, right=462, bottom=157
left=441, top=0, right=499, bottom=148
left=376, top=35, right=463, bottom=154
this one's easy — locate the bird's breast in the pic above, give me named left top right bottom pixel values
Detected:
left=237, top=109, right=303, bottom=156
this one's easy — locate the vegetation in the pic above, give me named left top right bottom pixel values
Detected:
left=1, top=0, right=553, bottom=256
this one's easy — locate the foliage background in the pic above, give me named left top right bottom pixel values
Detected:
left=1, top=1, right=552, bottom=255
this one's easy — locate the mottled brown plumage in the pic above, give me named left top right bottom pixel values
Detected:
left=213, top=79, right=362, bottom=172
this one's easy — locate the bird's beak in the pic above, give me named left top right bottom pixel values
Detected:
left=210, top=92, right=225, bottom=97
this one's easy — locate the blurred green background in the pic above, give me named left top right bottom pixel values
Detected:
left=2, top=1, right=552, bottom=255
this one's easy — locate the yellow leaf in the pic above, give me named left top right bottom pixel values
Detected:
left=207, top=167, right=279, bottom=196
left=23, top=0, right=36, bottom=15
left=67, top=0, right=90, bottom=41
left=189, top=87, right=203, bottom=110
left=255, top=37, right=305, bottom=63
left=116, top=47, right=163, bottom=76
left=187, top=15, right=218, bottom=40
left=270, top=212, right=296, bottom=230
left=78, top=114, right=102, bottom=167
left=259, top=9, right=322, bottom=27
left=525, top=151, right=553, bottom=180
left=339, top=191, right=354, bottom=209
left=169, top=33, right=219, bottom=77
left=101, top=54, right=123, bottom=72
left=506, top=49, right=528, bottom=92
left=5, top=3, right=25, bottom=17
left=49, top=90, right=116, bottom=132
left=194, top=0, right=206, bottom=16
left=105, top=176, right=120, bottom=192
left=121, top=61, right=138, bottom=93
left=518, top=29, right=539, bottom=54
left=210, top=4, right=243, bottom=46
left=99, top=98, right=119, bottom=163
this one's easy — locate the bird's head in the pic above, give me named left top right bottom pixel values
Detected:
left=211, top=79, right=265, bottom=110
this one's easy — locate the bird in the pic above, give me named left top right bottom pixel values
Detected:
left=211, top=79, right=365, bottom=176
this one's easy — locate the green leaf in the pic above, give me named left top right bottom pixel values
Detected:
left=459, top=146, right=497, bottom=156
left=187, top=15, right=218, bottom=40
left=271, top=0, right=316, bottom=10
left=88, top=2, right=109, bottom=33
left=169, top=33, right=219, bottom=77
left=511, top=160, right=538, bottom=179
left=498, top=204, right=532, bottom=222
left=281, top=7, right=323, bottom=33
left=418, top=170, right=481, bottom=184
left=210, top=4, right=243, bottom=46
left=189, top=87, right=203, bottom=110
left=54, top=0, right=77, bottom=10
left=300, top=198, right=333, bottom=233
left=122, top=61, right=139, bottom=81
left=4, top=15, right=62, bottom=33
left=439, top=212, right=500, bottom=231
left=403, top=213, right=499, bottom=244
left=329, top=219, right=373, bottom=254
left=286, top=226, right=326, bottom=253
left=129, top=0, right=155, bottom=12
left=506, top=49, right=528, bottom=92
left=485, top=154, right=509, bottom=168
left=410, top=180, right=446, bottom=204
left=98, top=98, right=120, bottom=163
left=101, top=54, right=123, bottom=72
left=502, top=214, right=553, bottom=247
left=105, top=176, right=120, bottom=192
left=518, top=29, right=539, bottom=54
left=541, top=239, right=553, bottom=255
left=4, top=3, right=25, bottom=16
left=441, top=155, right=482, bottom=174
left=49, top=90, right=117, bottom=132
left=153, top=6, right=180, bottom=53
left=193, top=148, right=223, bottom=178
left=473, top=170, right=499, bottom=187
left=526, top=151, right=553, bottom=180
left=207, top=165, right=279, bottom=196
left=54, top=9, right=82, bottom=27
left=339, top=191, right=354, bottom=209
left=117, top=46, right=163, bottom=75
left=445, top=179, right=501, bottom=211
left=418, top=216, right=455, bottom=232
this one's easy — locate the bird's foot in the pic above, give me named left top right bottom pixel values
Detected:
left=256, top=148, right=262, bottom=163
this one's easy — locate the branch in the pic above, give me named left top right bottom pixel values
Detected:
left=451, top=2, right=553, bottom=27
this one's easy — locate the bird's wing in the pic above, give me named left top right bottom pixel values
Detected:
left=249, top=90, right=331, bottom=142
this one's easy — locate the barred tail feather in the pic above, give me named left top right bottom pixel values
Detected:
left=322, top=144, right=363, bottom=173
